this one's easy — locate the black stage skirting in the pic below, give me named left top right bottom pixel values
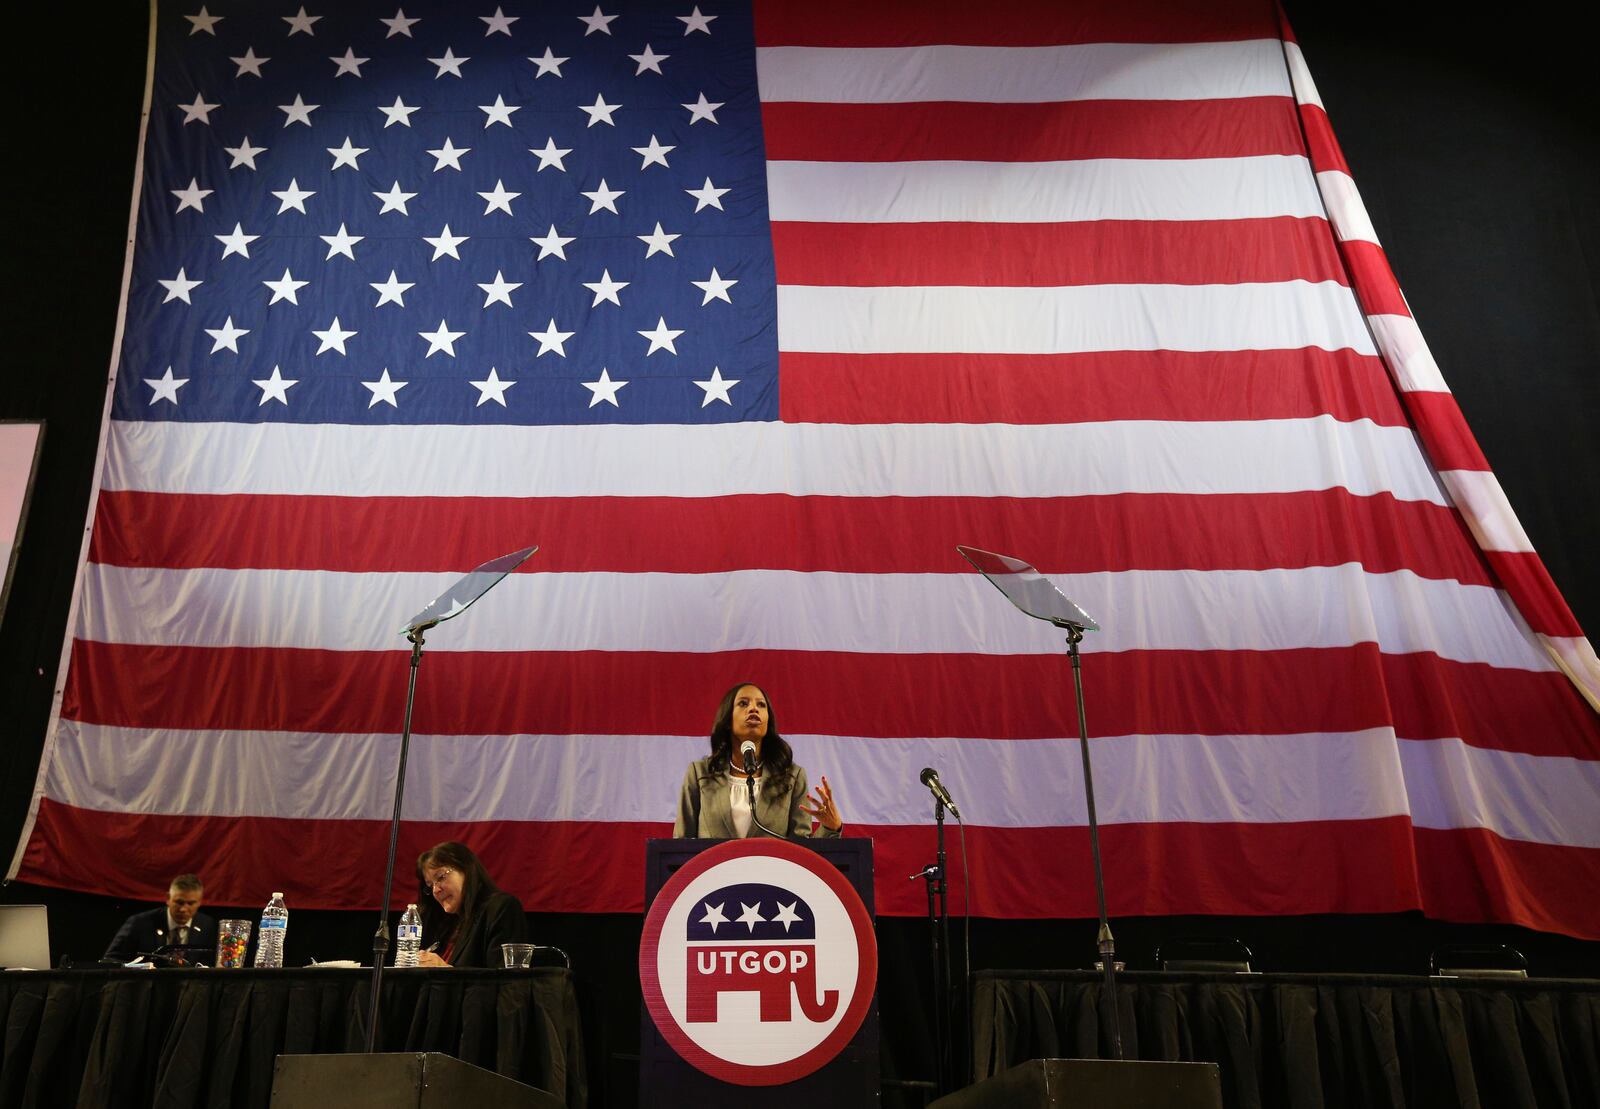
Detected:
left=972, top=970, right=1600, bottom=1109
left=0, top=967, right=585, bottom=1109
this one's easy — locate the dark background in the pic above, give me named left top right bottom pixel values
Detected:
left=2, top=3, right=1597, bottom=1104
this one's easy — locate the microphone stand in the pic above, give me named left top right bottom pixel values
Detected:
left=1065, top=624, right=1123, bottom=1060
left=914, top=796, right=952, bottom=1094
left=364, top=625, right=428, bottom=1053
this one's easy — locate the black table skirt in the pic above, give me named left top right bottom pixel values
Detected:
left=0, top=968, right=585, bottom=1109
left=971, top=970, right=1600, bottom=1109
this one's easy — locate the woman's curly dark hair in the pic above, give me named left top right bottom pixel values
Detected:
left=701, top=682, right=796, bottom=793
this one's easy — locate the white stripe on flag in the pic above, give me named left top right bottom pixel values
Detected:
left=46, top=722, right=1600, bottom=848
left=767, top=156, right=1324, bottom=223
left=756, top=40, right=1291, bottom=103
left=77, top=563, right=1557, bottom=670
left=776, top=282, right=1375, bottom=355
left=102, top=418, right=1452, bottom=502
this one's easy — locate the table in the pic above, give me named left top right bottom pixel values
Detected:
left=972, top=969, right=1600, bottom=1109
left=0, top=967, right=585, bottom=1109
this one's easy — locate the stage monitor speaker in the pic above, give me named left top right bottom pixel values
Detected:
left=929, top=1059, right=1223, bottom=1109
left=270, top=1052, right=565, bottom=1109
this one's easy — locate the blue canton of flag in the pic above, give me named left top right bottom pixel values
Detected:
left=118, top=0, right=777, bottom=425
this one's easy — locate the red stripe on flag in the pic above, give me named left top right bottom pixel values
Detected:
left=761, top=99, right=1304, bottom=162
left=771, top=218, right=1346, bottom=288
left=1483, top=551, right=1586, bottom=638
left=1402, top=392, right=1493, bottom=471
left=21, top=801, right=1600, bottom=936
left=1295, top=103, right=1351, bottom=176
left=778, top=349, right=1407, bottom=425
left=63, top=642, right=1599, bottom=759
left=89, top=489, right=1485, bottom=578
left=1337, top=240, right=1411, bottom=318
left=754, top=0, right=1279, bottom=47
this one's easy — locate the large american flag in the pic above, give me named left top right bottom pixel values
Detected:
left=11, top=0, right=1600, bottom=935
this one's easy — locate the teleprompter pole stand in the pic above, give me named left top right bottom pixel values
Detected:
left=913, top=796, right=953, bottom=1094
left=364, top=626, right=427, bottom=1054
left=1067, top=624, right=1123, bottom=1061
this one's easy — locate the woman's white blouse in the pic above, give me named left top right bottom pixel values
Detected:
left=729, top=774, right=761, bottom=838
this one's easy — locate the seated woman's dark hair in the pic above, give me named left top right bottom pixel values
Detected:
left=415, top=841, right=501, bottom=947
left=703, top=681, right=795, bottom=792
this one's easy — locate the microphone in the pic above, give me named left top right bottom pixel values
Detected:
left=920, top=767, right=961, bottom=819
left=740, top=740, right=758, bottom=777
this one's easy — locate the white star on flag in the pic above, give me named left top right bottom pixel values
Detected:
left=630, top=45, right=669, bottom=74
left=252, top=366, right=296, bottom=405
left=683, top=92, right=722, bottom=124
left=580, top=94, right=620, bottom=127
left=379, top=96, right=420, bottom=127
left=427, top=138, right=470, bottom=170
left=470, top=368, right=515, bottom=407
left=373, top=181, right=418, bottom=215
left=582, top=179, right=624, bottom=214
left=419, top=320, right=465, bottom=357
left=693, top=268, right=737, bottom=304
left=529, top=319, right=574, bottom=356
left=321, top=223, right=363, bottom=260
left=312, top=317, right=356, bottom=355
left=328, top=137, right=368, bottom=170
left=578, top=6, right=618, bottom=35
left=361, top=369, right=408, bottom=408
left=380, top=9, right=419, bottom=37
left=582, top=269, right=628, bottom=307
left=272, top=178, right=316, bottom=214
left=531, top=225, right=575, bottom=260
left=216, top=223, right=258, bottom=259
left=144, top=367, right=187, bottom=405
left=284, top=7, right=321, bottom=36
left=424, top=224, right=469, bottom=261
left=695, top=367, right=738, bottom=406
left=185, top=7, right=223, bottom=35
left=583, top=368, right=626, bottom=407
left=172, top=178, right=211, bottom=213
left=633, top=135, right=674, bottom=169
left=529, top=47, right=567, bottom=76
left=158, top=268, right=202, bottom=304
left=481, top=7, right=519, bottom=35
left=678, top=6, right=717, bottom=34
left=638, top=223, right=680, bottom=258
left=178, top=94, right=219, bottom=125
left=478, top=180, right=520, bottom=214
left=278, top=94, right=318, bottom=127
left=480, top=95, right=519, bottom=127
left=686, top=177, right=729, bottom=211
left=231, top=48, right=268, bottom=77
left=531, top=138, right=571, bottom=171
left=264, top=268, right=309, bottom=305
left=370, top=270, right=413, bottom=307
left=429, top=48, right=468, bottom=77
left=638, top=316, right=684, bottom=355
left=331, top=48, right=368, bottom=77
left=478, top=271, right=522, bottom=307
left=224, top=138, right=266, bottom=169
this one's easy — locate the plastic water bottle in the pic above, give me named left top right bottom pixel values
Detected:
left=253, top=892, right=288, bottom=967
left=394, top=904, right=422, bottom=968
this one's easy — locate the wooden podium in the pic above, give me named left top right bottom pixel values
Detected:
left=639, top=837, right=879, bottom=1104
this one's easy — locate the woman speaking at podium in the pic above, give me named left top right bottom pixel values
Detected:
left=674, top=682, right=844, bottom=839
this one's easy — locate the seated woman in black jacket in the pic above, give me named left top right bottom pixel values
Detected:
left=414, top=841, right=529, bottom=968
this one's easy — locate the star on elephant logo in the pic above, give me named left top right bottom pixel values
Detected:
left=640, top=839, right=878, bottom=1085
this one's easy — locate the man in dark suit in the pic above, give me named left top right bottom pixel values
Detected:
left=103, top=874, right=217, bottom=963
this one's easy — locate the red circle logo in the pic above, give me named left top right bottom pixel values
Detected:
left=639, top=839, right=878, bottom=1085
